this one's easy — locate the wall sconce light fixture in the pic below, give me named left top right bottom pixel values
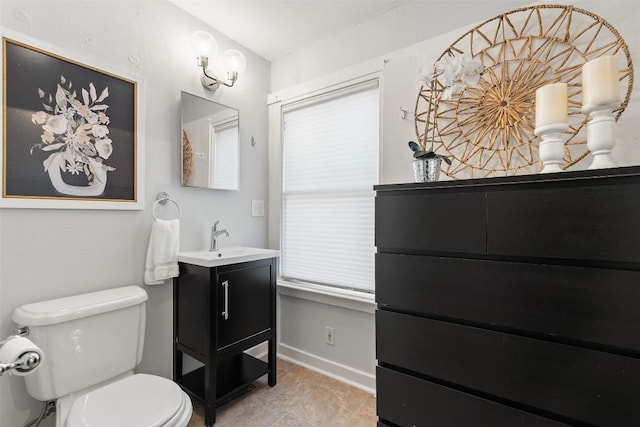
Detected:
left=191, top=31, right=247, bottom=91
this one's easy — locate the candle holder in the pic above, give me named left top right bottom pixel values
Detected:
left=582, top=103, right=617, bottom=170
left=535, top=123, right=569, bottom=173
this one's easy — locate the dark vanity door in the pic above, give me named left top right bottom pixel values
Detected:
left=216, top=262, right=273, bottom=350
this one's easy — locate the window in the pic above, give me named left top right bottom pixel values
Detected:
left=281, top=81, right=379, bottom=293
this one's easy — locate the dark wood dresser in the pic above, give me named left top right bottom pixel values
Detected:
left=375, top=167, right=640, bottom=427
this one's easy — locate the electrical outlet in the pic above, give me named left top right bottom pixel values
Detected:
left=325, top=326, right=335, bottom=346
left=251, top=200, right=264, bottom=217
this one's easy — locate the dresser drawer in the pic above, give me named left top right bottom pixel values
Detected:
left=487, top=183, right=640, bottom=264
left=377, top=366, right=567, bottom=427
left=375, top=191, right=486, bottom=254
left=376, top=253, right=640, bottom=353
left=376, top=310, right=640, bottom=426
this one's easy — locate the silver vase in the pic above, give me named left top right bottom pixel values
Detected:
left=412, top=158, right=442, bottom=182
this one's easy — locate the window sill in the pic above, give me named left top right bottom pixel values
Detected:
left=277, top=280, right=375, bottom=314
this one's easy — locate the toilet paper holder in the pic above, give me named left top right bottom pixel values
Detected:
left=0, top=327, right=42, bottom=376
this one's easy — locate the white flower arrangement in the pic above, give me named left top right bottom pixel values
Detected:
left=31, top=75, right=114, bottom=185
left=418, top=53, right=486, bottom=100
left=414, top=53, right=486, bottom=155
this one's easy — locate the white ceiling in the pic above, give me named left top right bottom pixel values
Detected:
left=170, top=0, right=537, bottom=62
left=169, top=0, right=412, bottom=61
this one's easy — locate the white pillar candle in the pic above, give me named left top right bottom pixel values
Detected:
left=582, top=55, right=620, bottom=107
left=535, top=82, right=568, bottom=128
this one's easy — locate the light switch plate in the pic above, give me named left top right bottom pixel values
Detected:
left=251, top=200, right=264, bottom=217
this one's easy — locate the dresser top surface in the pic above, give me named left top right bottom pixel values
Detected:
left=375, top=166, right=640, bottom=193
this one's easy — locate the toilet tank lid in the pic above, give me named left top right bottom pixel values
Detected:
left=12, top=286, right=148, bottom=326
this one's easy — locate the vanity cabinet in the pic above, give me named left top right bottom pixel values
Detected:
left=375, top=167, right=640, bottom=427
left=173, top=257, right=277, bottom=426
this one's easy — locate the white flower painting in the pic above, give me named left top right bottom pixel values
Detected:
left=30, top=75, right=115, bottom=185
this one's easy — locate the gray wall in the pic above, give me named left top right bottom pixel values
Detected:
left=270, top=0, right=532, bottom=92
left=0, top=1, right=270, bottom=426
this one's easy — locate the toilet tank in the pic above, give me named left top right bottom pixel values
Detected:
left=12, top=286, right=148, bottom=401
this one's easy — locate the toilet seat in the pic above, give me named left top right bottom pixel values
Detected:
left=65, top=373, right=192, bottom=427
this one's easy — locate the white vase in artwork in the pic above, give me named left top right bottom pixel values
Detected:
left=47, top=155, right=107, bottom=197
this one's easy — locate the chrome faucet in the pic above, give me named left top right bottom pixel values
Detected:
left=210, top=221, right=229, bottom=251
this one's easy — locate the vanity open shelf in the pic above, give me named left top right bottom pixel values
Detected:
left=173, top=250, right=278, bottom=426
left=179, top=353, right=269, bottom=407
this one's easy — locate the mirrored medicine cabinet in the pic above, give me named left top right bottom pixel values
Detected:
left=181, top=92, right=239, bottom=190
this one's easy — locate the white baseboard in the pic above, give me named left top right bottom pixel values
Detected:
left=278, top=343, right=376, bottom=395
left=243, top=342, right=376, bottom=395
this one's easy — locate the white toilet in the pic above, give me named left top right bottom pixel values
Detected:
left=12, top=286, right=192, bottom=427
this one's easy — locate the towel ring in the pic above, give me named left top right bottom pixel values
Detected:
left=152, top=192, right=181, bottom=221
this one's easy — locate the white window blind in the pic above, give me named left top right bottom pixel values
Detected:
left=282, top=81, right=379, bottom=292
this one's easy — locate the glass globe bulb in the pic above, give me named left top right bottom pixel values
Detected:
left=221, top=49, right=247, bottom=73
left=190, top=31, right=218, bottom=59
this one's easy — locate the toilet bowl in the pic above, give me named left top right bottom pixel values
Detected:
left=12, top=286, right=192, bottom=427
left=61, top=374, right=191, bottom=427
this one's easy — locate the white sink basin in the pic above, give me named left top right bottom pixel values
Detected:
left=178, top=246, right=280, bottom=267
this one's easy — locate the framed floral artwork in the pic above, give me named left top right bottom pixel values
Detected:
left=1, top=29, right=144, bottom=209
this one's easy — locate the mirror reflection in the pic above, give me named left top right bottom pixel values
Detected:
left=181, top=92, right=239, bottom=190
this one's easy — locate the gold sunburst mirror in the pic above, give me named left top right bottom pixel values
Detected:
left=414, top=4, right=633, bottom=178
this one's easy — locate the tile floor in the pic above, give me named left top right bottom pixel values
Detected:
left=187, top=358, right=377, bottom=427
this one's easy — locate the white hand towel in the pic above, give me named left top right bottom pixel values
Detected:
left=144, top=219, right=180, bottom=285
